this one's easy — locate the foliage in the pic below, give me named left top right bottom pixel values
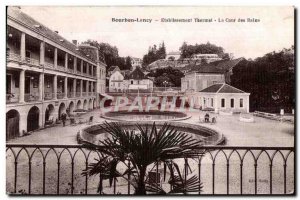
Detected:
left=82, top=122, right=204, bottom=195
left=142, top=42, right=166, bottom=66
left=179, top=41, right=229, bottom=59
left=147, top=67, right=184, bottom=87
left=231, top=46, right=295, bottom=113
left=83, top=40, right=132, bottom=70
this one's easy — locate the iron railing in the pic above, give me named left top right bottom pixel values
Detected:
left=57, top=93, right=65, bottom=99
left=24, top=94, right=39, bottom=102
left=7, top=52, right=21, bottom=62
left=6, top=93, right=19, bottom=103
left=6, top=144, right=294, bottom=195
left=44, top=93, right=54, bottom=100
left=44, top=62, right=54, bottom=69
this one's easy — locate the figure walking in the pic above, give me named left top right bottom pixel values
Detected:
left=61, top=112, right=67, bottom=127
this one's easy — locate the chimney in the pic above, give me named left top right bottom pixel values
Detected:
left=72, top=40, right=78, bottom=46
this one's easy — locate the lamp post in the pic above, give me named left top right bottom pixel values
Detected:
left=163, top=81, right=168, bottom=91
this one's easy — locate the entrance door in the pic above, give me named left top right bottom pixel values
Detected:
left=6, top=75, right=11, bottom=94
left=25, top=77, right=30, bottom=94
left=6, top=110, right=19, bottom=140
left=27, top=106, right=39, bottom=132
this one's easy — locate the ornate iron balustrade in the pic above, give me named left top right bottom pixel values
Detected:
left=44, top=93, right=54, bottom=100
left=6, top=144, right=294, bottom=195
left=24, top=94, right=39, bottom=102
left=6, top=93, right=19, bottom=103
left=44, top=62, right=54, bottom=69
left=57, top=93, right=65, bottom=99
left=7, top=52, right=21, bottom=62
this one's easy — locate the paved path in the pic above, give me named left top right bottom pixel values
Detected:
left=7, top=108, right=294, bottom=147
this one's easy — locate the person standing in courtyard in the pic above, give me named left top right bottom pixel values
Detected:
left=61, top=112, right=67, bottom=127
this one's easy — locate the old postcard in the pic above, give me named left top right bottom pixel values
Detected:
left=6, top=6, right=294, bottom=195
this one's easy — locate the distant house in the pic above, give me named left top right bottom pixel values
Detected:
left=181, top=58, right=244, bottom=92
left=108, top=66, right=153, bottom=92
left=166, top=51, right=181, bottom=60
left=193, top=83, right=250, bottom=113
left=130, top=57, right=142, bottom=70
left=109, top=66, right=125, bottom=92
left=191, top=53, right=222, bottom=63
left=124, top=67, right=153, bottom=91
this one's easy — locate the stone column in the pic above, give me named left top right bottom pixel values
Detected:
left=86, top=63, right=89, bottom=75
left=73, top=78, right=76, bottom=98
left=54, top=48, right=57, bottom=68
left=80, top=79, right=83, bottom=97
left=40, top=41, right=45, bottom=66
left=39, top=73, right=44, bottom=101
left=53, top=75, right=57, bottom=100
left=20, top=32, right=26, bottom=61
left=81, top=60, right=83, bottom=73
left=19, top=69, right=25, bottom=103
left=73, top=57, right=77, bottom=73
left=91, top=81, right=94, bottom=95
left=86, top=81, right=89, bottom=95
left=64, top=76, right=68, bottom=98
left=65, top=53, right=68, bottom=69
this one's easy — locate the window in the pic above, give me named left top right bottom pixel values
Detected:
left=15, top=74, right=19, bottom=88
left=240, top=98, right=244, bottom=108
left=211, top=98, right=214, bottom=107
left=131, top=80, right=133, bottom=84
left=221, top=98, right=225, bottom=108
left=231, top=99, right=234, bottom=108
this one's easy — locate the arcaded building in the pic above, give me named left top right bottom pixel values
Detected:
left=6, top=7, right=106, bottom=140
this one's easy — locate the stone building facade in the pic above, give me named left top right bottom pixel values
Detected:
left=6, top=7, right=106, bottom=140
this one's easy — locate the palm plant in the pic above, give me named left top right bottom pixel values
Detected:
left=82, top=121, right=204, bottom=195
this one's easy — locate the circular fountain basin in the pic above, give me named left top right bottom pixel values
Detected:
left=78, top=121, right=224, bottom=146
left=101, top=110, right=191, bottom=122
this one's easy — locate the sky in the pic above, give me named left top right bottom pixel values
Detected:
left=19, top=6, right=294, bottom=60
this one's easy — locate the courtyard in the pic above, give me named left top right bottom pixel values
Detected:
left=6, top=107, right=294, bottom=195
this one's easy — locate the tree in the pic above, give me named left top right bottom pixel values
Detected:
left=230, top=46, right=294, bottom=113
left=179, top=42, right=229, bottom=59
left=147, top=67, right=184, bottom=87
left=142, top=42, right=167, bottom=67
left=83, top=40, right=133, bottom=70
left=82, top=122, right=203, bottom=195
left=125, top=56, right=132, bottom=70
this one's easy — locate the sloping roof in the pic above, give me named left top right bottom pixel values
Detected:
left=199, top=83, right=223, bottom=93
left=186, top=58, right=244, bottom=74
left=199, top=83, right=246, bottom=93
left=7, top=7, right=99, bottom=64
left=108, top=66, right=120, bottom=72
left=125, top=67, right=148, bottom=80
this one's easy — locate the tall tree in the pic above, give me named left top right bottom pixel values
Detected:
left=179, top=42, right=228, bottom=59
left=142, top=42, right=167, bottom=66
left=231, top=46, right=294, bottom=113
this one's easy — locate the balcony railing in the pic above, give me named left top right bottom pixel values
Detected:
left=76, top=92, right=81, bottom=97
left=7, top=52, right=21, bottom=62
left=68, top=68, right=74, bottom=73
left=57, top=65, right=66, bottom=72
left=82, top=92, right=87, bottom=96
left=67, top=92, right=75, bottom=98
left=5, top=144, right=294, bottom=195
left=24, top=94, right=39, bottom=102
left=44, top=62, right=54, bottom=69
left=44, top=93, right=54, bottom=100
left=6, top=93, right=19, bottom=103
left=57, top=93, right=65, bottom=99
left=25, top=57, right=40, bottom=67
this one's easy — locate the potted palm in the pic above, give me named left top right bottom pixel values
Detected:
left=82, top=122, right=204, bottom=195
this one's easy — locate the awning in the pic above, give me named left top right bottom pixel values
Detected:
left=99, top=93, right=114, bottom=100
